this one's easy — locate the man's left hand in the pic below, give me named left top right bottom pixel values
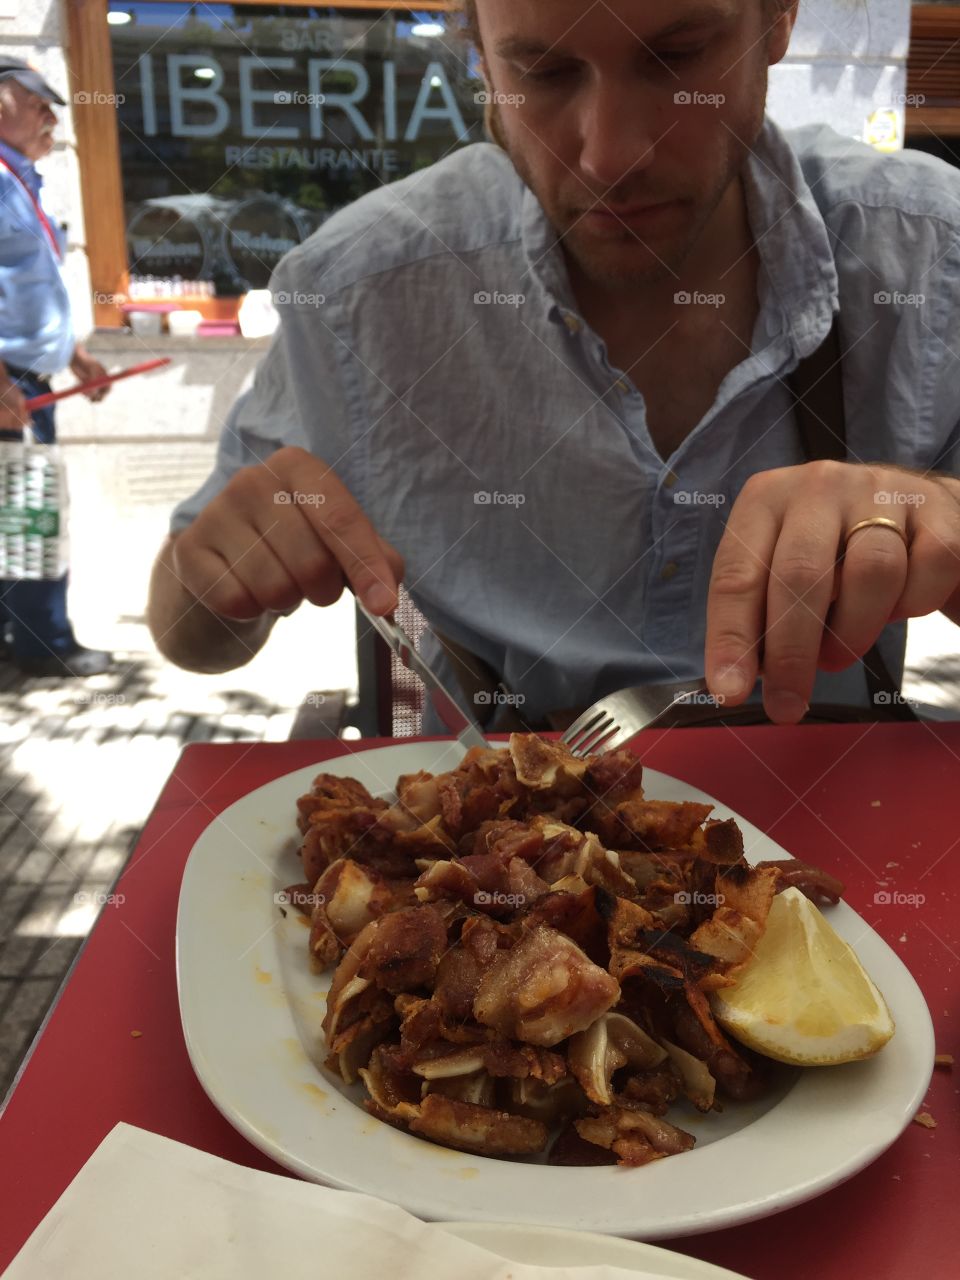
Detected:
left=704, top=461, right=960, bottom=723
left=69, top=347, right=110, bottom=401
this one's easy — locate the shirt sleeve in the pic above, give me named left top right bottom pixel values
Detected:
left=168, top=247, right=363, bottom=534
left=169, top=329, right=303, bottom=531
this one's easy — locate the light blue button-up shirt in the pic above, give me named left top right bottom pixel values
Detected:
left=0, top=140, right=73, bottom=377
left=172, top=118, right=960, bottom=720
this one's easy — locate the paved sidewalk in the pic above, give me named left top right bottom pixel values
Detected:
left=0, top=583, right=359, bottom=1101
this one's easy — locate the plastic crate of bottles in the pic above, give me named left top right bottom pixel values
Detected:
left=0, top=439, right=69, bottom=580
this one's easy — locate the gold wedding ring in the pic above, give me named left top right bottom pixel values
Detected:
left=845, top=517, right=909, bottom=549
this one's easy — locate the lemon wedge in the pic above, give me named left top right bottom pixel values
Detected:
left=710, top=886, right=894, bottom=1066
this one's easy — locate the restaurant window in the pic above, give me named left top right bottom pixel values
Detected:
left=104, top=3, right=482, bottom=298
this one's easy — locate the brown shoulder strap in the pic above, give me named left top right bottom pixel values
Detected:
left=435, top=631, right=533, bottom=731
left=786, top=315, right=916, bottom=721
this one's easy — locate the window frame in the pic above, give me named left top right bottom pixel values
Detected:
left=67, top=0, right=460, bottom=326
left=906, top=4, right=960, bottom=141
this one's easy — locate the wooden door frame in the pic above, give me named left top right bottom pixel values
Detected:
left=906, top=4, right=960, bottom=140
left=66, top=0, right=459, bottom=327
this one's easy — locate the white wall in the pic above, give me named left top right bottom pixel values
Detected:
left=769, top=0, right=912, bottom=139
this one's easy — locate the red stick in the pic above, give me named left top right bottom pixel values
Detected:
left=24, top=358, right=172, bottom=410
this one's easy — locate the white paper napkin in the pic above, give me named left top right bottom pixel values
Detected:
left=6, top=1123, right=717, bottom=1279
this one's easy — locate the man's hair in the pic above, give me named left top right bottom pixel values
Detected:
left=459, top=1, right=478, bottom=45
left=458, top=0, right=795, bottom=49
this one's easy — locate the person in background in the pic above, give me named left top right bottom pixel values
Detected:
left=0, top=56, right=113, bottom=677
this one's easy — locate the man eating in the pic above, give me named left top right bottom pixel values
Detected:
left=147, top=1, right=960, bottom=726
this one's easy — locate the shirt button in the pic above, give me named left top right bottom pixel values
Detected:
left=563, top=313, right=583, bottom=334
left=663, top=471, right=679, bottom=488
left=661, top=561, right=679, bottom=581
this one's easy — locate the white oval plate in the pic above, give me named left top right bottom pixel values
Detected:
left=176, top=741, right=934, bottom=1239
left=442, top=1222, right=749, bottom=1277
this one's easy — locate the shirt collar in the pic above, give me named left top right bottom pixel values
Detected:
left=518, top=114, right=838, bottom=359
left=0, top=139, right=43, bottom=198
left=742, top=115, right=838, bottom=359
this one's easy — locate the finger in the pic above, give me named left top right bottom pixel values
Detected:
left=377, top=536, right=406, bottom=590
left=175, top=521, right=300, bottom=621
left=818, top=524, right=908, bottom=670
left=226, top=537, right=304, bottom=619
left=255, top=505, right=347, bottom=609
left=289, top=466, right=401, bottom=614
left=762, top=506, right=842, bottom=723
left=173, top=544, right=260, bottom=621
left=890, top=498, right=960, bottom=621
left=705, top=488, right=779, bottom=705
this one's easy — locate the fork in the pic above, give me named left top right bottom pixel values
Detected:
left=560, top=678, right=714, bottom=758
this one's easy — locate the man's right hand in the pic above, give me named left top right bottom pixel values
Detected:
left=170, top=446, right=405, bottom=622
left=0, top=377, right=30, bottom=432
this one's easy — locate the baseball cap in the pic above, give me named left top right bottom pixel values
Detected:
left=0, top=56, right=66, bottom=106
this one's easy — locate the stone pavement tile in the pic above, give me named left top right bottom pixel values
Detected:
left=8, top=883, right=86, bottom=943
left=0, top=935, right=39, bottom=978
left=0, top=810, right=21, bottom=842
left=84, top=843, right=135, bottom=882
left=1, top=931, right=79, bottom=983
left=0, top=782, right=52, bottom=821
left=0, top=976, right=61, bottom=1101
left=11, top=846, right=70, bottom=887
left=54, top=840, right=104, bottom=881
left=0, top=884, right=34, bottom=937
left=31, top=936, right=82, bottom=979
left=0, top=806, right=63, bottom=870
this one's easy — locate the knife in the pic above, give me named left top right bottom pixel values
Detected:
left=356, top=601, right=490, bottom=750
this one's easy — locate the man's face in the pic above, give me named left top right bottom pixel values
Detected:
left=476, top=0, right=795, bottom=289
left=0, top=80, right=57, bottom=162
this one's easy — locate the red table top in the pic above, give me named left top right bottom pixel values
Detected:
left=2, top=727, right=957, bottom=1278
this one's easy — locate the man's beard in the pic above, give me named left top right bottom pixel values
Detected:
left=558, top=202, right=711, bottom=291
left=491, top=104, right=763, bottom=292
